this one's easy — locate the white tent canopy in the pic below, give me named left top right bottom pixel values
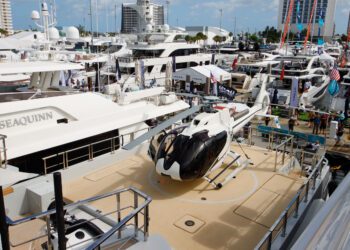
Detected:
left=173, top=65, right=231, bottom=84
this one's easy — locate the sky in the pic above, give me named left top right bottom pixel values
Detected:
left=10, top=0, right=350, bottom=34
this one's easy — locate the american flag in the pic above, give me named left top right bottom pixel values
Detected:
left=211, top=72, right=217, bottom=84
left=330, top=66, right=340, bottom=82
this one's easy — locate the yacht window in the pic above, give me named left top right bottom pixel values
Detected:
left=176, top=63, right=188, bottom=69
left=344, top=78, right=350, bottom=84
left=161, top=64, right=166, bottom=72
left=205, top=61, right=210, bottom=65
left=312, top=76, right=324, bottom=87
left=147, top=66, right=154, bottom=73
left=191, top=62, right=198, bottom=67
left=312, top=59, right=321, bottom=68
left=133, top=49, right=165, bottom=58
left=169, top=49, right=198, bottom=57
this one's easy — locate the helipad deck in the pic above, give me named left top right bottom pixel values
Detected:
left=63, top=144, right=304, bottom=250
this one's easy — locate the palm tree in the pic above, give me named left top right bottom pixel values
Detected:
left=213, top=35, right=222, bottom=44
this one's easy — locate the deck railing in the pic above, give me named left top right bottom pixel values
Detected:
left=0, top=134, right=7, bottom=169
left=1, top=186, right=151, bottom=250
left=254, top=155, right=328, bottom=250
left=42, top=127, right=150, bottom=175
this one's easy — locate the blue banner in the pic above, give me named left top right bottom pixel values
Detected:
left=290, top=77, right=299, bottom=107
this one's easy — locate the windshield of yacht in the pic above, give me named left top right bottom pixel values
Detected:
left=132, top=49, right=165, bottom=58
left=104, top=45, right=123, bottom=54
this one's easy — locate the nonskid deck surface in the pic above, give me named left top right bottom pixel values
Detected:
left=62, top=143, right=304, bottom=250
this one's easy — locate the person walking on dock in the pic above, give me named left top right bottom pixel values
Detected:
left=288, top=116, right=296, bottom=131
left=313, top=114, right=321, bottom=135
left=320, top=113, right=328, bottom=135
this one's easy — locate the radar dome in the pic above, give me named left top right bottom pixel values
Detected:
left=66, top=26, right=80, bottom=40
left=49, top=27, right=59, bottom=40
left=31, top=10, right=40, bottom=20
left=145, top=24, right=153, bottom=32
left=163, top=24, right=170, bottom=31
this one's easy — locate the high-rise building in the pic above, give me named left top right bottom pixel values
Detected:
left=121, top=0, right=164, bottom=34
left=277, top=0, right=337, bottom=41
left=0, top=0, right=13, bottom=35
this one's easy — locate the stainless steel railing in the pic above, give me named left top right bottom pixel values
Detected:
left=42, top=127, right=150, bottom=175
left=254, top=155, right=328, bottom=250
left=0, top=134, right=7, bottom=169
left=5, top=186, right=151, bottom=249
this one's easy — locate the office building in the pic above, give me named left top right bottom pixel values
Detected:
left=0, top=0, right=13, bottom=35
left=277, top=0, right=337, bottom=41
left=121, top=0, right=164, bottom=34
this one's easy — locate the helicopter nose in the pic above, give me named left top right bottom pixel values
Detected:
left=156, top=158, right=182, bottom=181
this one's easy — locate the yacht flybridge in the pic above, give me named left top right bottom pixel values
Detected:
left=0, top=61, right=84, bottom=95
left=268, top=55, right=332, bottom=108
left=118, top=42, right=223, bottom=86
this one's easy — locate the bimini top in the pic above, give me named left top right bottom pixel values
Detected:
left=0, top=92, right=189, bottom=159
left=0, top=61, right=84, bottom=75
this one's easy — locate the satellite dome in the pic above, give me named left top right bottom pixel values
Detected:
left=66, top=26, right=80, bottom=40
left=145, top=24, right=153, bottom=32
left=31, top=10, right=40, bottom=20
left=48, top=27, right=59, bottom=40
left=163, top=24, right=170, bottom=31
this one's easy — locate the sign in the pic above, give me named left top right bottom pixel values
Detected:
left=218, top=85, right=236, bottom=100
left=0, top=112, right=54, bottom=130
left=290, top=77, right=299, bottom=108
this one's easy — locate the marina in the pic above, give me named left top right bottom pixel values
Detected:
left=0, top=0, right=350, bottom=249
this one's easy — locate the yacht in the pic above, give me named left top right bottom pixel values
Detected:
left=0, top=102, right=331, bottom=250
left=267, top=55, right=332, bottom=108
left=0, top=88, right=188, bottom=176
left=117, top=41, right=223, bottom=86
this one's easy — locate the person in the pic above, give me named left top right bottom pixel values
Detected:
left=336, top=123, right=344, bottom=145
left=288, top=116, right=296, bottom=131
left=265, top=116, right=271, bottom=126
left=320, top=113, right=328, bottom=135
left=312, top=141, right=320, bottom=151
left=313, top=114, right=321, bottom=135
left=304, top=80, right=311, bottom=92
left=308, top=112, right=315, bottom=128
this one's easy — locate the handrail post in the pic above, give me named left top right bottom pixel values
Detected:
left=88, top=145, right=93, bottom=161
left=304, top=181, right=309, bottom=203
left=116, top=192, right=121, bottom=239
left=312, top=171, right=317, bottom=190
left=294, top=193, right=300, bottom=218
left=144, top=204, right=149, bottom=241
left=43, top=158, right=48, bottom=175
left=267, top=231, right=272, bottom=250
left=46, top=215, right=53, bottom=250
left=281, top=211, right=288, bottom=237
left=53, top=173, right=66, bottom=250
left=134, top=192, right=139, bottom=238
left=0, top=186, right=10, bottom=250
left=274, top=148, right=278, bottom=172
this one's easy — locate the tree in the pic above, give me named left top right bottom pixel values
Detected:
left=213, top=35, right=222, bottom=44
left=185, top=35, right=192, bottom=43
left=77, top=25, right=87, bottom=37
left=0, top=28, right=8, bottom=36
left=249, top=34, right=259, bottom=42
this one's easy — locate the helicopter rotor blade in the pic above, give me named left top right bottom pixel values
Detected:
left=123, top=105, right=201, bottom=150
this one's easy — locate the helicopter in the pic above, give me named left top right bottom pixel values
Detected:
left=124, top=74, right=270, bottom=188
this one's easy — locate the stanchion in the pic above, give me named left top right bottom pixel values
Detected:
left=53, top=173, right=66, bottom=250
left=0, top=186, right=10, bottom=250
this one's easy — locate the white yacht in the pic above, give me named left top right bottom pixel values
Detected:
left=0, top=88, right=188, bottom=176
left=117, top=41, right=223, bottom=86
left=268, top=55, right=332, bottom=108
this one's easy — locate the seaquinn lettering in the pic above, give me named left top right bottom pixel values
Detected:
left=0, top=112, right=54, bottom=129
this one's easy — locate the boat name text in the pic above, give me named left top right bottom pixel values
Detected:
left=0, top=112, right=54, bottom=129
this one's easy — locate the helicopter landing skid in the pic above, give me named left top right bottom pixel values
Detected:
left=204, top=152, right=249, bottom=189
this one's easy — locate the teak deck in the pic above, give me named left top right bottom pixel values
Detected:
left=62, top=144, right=304, bottom=250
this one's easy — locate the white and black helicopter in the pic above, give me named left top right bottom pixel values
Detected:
left=124, top=74, right=270, bottom=188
